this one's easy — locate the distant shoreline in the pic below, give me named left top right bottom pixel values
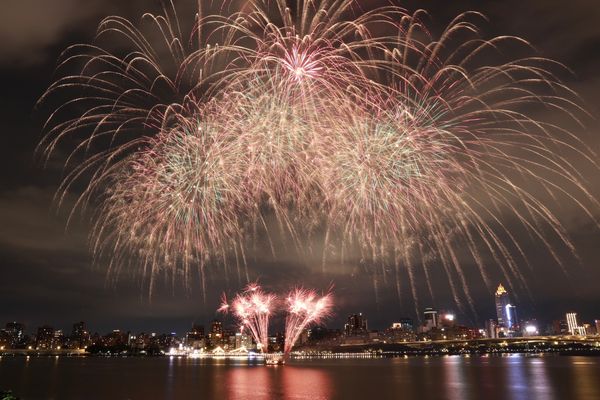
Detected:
left=2, top=348, right=599, bottom=359
left=2, top=336, right=599, bottom=359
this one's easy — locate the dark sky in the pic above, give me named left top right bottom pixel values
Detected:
left=0, top=0, right=599, bottom=336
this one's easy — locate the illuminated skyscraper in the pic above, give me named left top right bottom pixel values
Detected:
left=495, top=284, right=518, bottom=332
left=566, top=312, right=578, bottom=335
left=566, top=312, right=586, bottom=335
left=495, top=284, right=508, bottom=326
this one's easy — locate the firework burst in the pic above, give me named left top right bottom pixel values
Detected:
left=39, top=0, right=599, bottom=311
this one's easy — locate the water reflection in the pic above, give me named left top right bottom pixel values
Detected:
left=505, top=356, right=528, bottom=400
left=528, top=359, right=552, bottom=400
left=572, top=358, right=600, bottom=400
left=504, top=356, right=555, bottom=400
left=281, top=366, right=332, bottom=400
left=226, top=365, right=332, bottom=400
left=442, top=356, right=469, bottom=400
left=2, top=356, right=600, bottom=400
left=439, top=355, right=558, bottom=400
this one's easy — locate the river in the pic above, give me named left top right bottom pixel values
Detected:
left=1, top=354, right=599, bottom=399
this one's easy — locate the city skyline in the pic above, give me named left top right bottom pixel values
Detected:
left=3, top=283, right=598, bottom=343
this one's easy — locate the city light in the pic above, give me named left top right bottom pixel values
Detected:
left=525, top=325, right=538, bottom=335
left=1, top=283, right=597, bottom=359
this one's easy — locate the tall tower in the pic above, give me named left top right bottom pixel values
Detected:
left=495, top=284, right=509, bottom=326
left=495, top=284, right=518, bottom=330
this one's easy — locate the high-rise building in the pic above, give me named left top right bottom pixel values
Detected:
left=70, top=321, right=89, bottom=349
left=566, top=312, right=579, bottom=335
left=5, top=322, right=24, bottom=347
left=191, top=324, right=205, bottom=337
left=53, top=330, right=64, bottom=348
left=495, top=284, right=518, bottom=331
left=495, top=284, right=508, bottom=326
left=565, top=312, right=587, bottom=335
left=505, top=305, right=518, bottom=330
left=72, top=322, right=85, bottom=337
left=552, top=320, right=569, bottom=335
left=596, top=320, right=600, bottom=336
left=234, top=332, right=253, bottom=349
left=36, top=326, right=55, bottom=349
left=344, top=314, right=368, bottom=336
left=485, top=319, right=497, bottom=339
left=186, top=324, right=205, bottom=349
left=208, top=320, right=223, bottom=347
left=423, top=308, right=438, bottom=331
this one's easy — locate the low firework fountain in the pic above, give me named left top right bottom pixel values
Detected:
left=283, top=288, right=333, bottom=358
left=220, top=285, right=333, bottom=364
left=219, top=283, right=276, bottom=354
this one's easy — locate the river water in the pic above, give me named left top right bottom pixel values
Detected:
left=1, top=355, right=599, bottom=399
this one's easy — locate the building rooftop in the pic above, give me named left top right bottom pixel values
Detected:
left=496, top=284, right=507, bottom=296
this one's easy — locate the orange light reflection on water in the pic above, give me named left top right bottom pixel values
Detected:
left=226, top=365, right=332, bottom=400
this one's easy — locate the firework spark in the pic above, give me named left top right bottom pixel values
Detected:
left=284, top=288, right=333, bottom=356
left=38, top=0, right=599, bottom=311
left=219, top=283, right=276, bottom=353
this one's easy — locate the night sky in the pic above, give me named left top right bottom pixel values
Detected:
left=0, top=0, right=599, bottom=336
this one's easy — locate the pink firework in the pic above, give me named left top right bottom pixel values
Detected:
left=220, top=284, right=276, bottom=353
left=281, top=44, right=324, bottom=82
left=38, top=0, right=599, bottom=314
left=284, top=288, right=333, bottom=356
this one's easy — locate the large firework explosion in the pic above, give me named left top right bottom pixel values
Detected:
left=39, top=0, right=598, bottom=311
